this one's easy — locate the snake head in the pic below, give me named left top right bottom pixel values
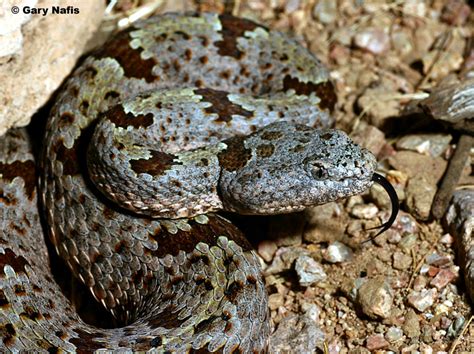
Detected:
left=219, top=122, right=378, bottom=214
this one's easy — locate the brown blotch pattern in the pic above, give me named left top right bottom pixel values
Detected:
left=94, top=28, right=157, bottom=83
left=290, top=144, right=305, bottom=153
left=195, top=88, right=253, bottom=123
left=184, top=48, right=192, bottom=61
left=260, top=130, right=283, bottom=141
left=106, top=105, right=154, bottom=129
left=57, top=112, right=76, bottom=128
left=52, top=139, right=80, bottom=176
left=129, top=150, right=179, bottom=176
left=149, top=216, right=251, bottom=258
left=256, top=144, right=275, bottom=158
left=0, top=323, right=16, bottom=347
left=104, top=91, right=120, bottom=100
left=0, top=289, right=9, bottom=308
left=83, top=66, right=98, bottom=80
left=20, top=306, right=42, bottom=321
left=224, top=281, right=244, bottom=304
left=14, top=284, right=26, bottom=296
left=1, top=197, right=17, bottom=210
left=320, top=132, right=333, bottom=140
left=69, top=328, right=106, bottom=352
left=0, top=160, right=36, bottom=199
left=80, top=100, right=90, bottom=115
left=215, top=14, right=263, bottom=59
left=283, top=75, right=337, bottom=112
left=0, top=248, right=29, bottom=275
left=218, top=136, right=252, bottom=172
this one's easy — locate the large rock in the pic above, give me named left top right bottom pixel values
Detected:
left=0, top=0, right=105, bottom=135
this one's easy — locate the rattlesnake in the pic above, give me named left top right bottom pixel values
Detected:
left=0, top=13, right=398, bottom=352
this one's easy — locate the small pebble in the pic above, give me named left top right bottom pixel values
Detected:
left=407, top=288, right=437, bottom=311
left=365, top=334, right=389, bottom=350
left=301, top=303, right=320, bottom=322
left=401, top=344, right=418, bottom=352
left=420, top=264, right=430, bottom=274
left=439, top=233, right=454, bottom=244
left=413, top=275, right=428, bottom=291
left=269, top=313, right=326, bottom=352
left=385, top=326, right=404, bottom=343
left=441, top=0, right=471, bottom=25
left=447, top=315, right=465, bottom=336
left=395, top=213, right=418, bottom=234
left=327, top=339, right=343, bottom=354
left=430, top=268, right=457, bottom=289
left=428, top=266, right=440, bottom=277
left=403, top=309, right=421, bottom=338
left=434, top=303, right=450, bottom=315
left=386, top=229, right=402, bottom=244
left=426, top=253, right=452, bottom=267
left=312, top=0, right=337, bottom=24
left=440, top=316, right=452, bottom=329
left=284, top=0, right=300, bottom=13
left=354, top=28, right=391, bottom=54
left=257, top=240, right=278, bottom=263
left=356, top=277, right=393, bottom=319
left=266, top=246, right=310, bottom=275
left=399, top=233, right=418, bottom=251
left=419, top=343, right=434, bottom=353
left=269, top=293, right=284, bottom=310
left=402, top=0, right=427, bottom=17
left=295, top=255, right=327, bottom=287
left=393, top=251, right=412, bottom=270
left=350, top=203, right=379, bottom=219
left=405, top=176, right=437, bottom=221
left=395, top=134, right=452, bottom=157
left=324, top=241, right=353, bottom=263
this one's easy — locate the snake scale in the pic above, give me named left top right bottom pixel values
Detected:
left=0, top=13, right=398, bottom=352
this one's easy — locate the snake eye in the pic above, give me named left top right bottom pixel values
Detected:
left=309, top=161, right=328, bottom=180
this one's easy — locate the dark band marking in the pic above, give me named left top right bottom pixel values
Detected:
left=224, top=281, right=244, bottom=304
left=94, top=29, right=157, bottom=83
left=146, top=305, right=191, bottom=329
left=105, top=105, right=154, bottom=129
left=320, top=132, right=333, bottom=140
left=260, top=130, right=283, bottom=141
left=195, top=315, right=219, bottom=333
left=215, top=15, right=262, bottom=59
left=0, top=289, right=9, bottom=308
left=195, top=88, right=253, bottom=123
left=57, top=112, right=76, bottom=129
left=283, top=75, right=337, bottom=112
left=69, top=328, right=105, bottom=352
left=130, top=150, right=179, bottom=176
left=0, top=160, right=36, bottom=200
left=149, top=216, right=251, bottom=259
left=0, top=323, right=16, bottom=347
left=256, top=144, right=275, bottom=158
left=218, top=136, right=252, bottom=172
left=52, top=139, right=80, bottom=176
left=0, top=248, right=29, bottom=275
left=104, top=91, right=120, bottom=100
left=20, top=306, right=42, bottom=321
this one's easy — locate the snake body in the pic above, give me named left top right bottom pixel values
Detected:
left=0, top=13, right=385, bottom=351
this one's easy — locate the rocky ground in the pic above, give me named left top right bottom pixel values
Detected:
left=168, top=0, right=474, bottom=352
left=3, top=0, right=473, bottom=352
